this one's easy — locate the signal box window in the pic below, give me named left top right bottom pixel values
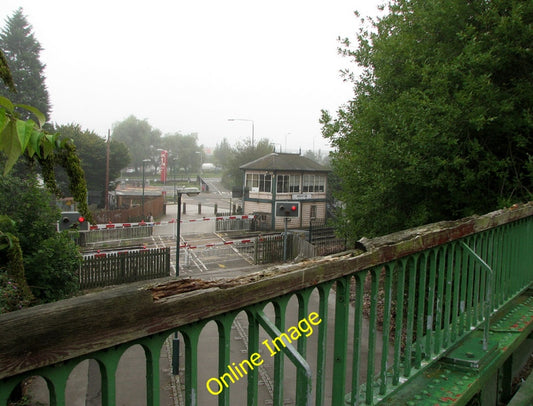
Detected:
left=303, top=175, right=325, bottom=193
left=246, top=174, right=271, bottom=192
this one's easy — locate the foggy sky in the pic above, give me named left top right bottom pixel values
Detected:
left=0, top=1, right=384, bottom=153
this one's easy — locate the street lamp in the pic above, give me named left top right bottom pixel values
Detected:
left=228, top=118, right=254, bottom=147
left=141, top=159, right=151, bottom=219
left=172, top=186, right=200, bottom=375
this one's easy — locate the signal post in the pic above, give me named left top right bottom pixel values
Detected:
left=275, top=202, right=299, bottom=261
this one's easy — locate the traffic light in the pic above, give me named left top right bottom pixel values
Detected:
left=276, top=202, right=299, bottom=217
left=58, top=212, right=89, bottom=231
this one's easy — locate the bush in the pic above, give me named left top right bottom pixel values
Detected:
left=0, top=172, right=81, bottom=305
left=24, top=233, right=81, bottom=303
left=0, top=273, right=31, bottom=313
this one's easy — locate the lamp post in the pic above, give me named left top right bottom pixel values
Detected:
left=228, top=118, right=254, bottom=147
left=172, top=186, right=200, bottom=375
left=141, top=159, right=150, bottom=219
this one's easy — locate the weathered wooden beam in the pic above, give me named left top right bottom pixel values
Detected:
left=0, top=202, right=531, bottom=379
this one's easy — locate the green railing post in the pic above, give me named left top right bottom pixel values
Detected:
left=332, top=276, right=350, bottom=404
left=366, top=269, right=379, bottom=404
left=415, top=253, right=428, bottom=368
left=246, top=309, right=260, bottom=406
left=349, top=271, right=365, bottom=405
left=380, top=265, right=393, bottom=395
left=393, top=260, right=406, bottom=385
left=216, top=312, right=237, bottom=406
left=315, top=282, right=332, bottom=406
left=296, top=289, right=312, bottom=406
left=181, top=323, right=205, bottom=406
left=272, top=296, right=290, bottom=405
left=461, top=241, right=493, bottom=351
left=404, top=256, right=417, bottom=377
left=255, top=309, right=313, bottom=406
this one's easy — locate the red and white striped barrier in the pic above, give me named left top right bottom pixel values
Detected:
left=88, top=214, right=255, bottom=231
left=184, top=238, right=255, bottom=249
left=83, top=237, right=259, bottom=257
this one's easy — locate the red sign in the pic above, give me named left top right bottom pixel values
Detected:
left=160, top=150, right=168, bottom=183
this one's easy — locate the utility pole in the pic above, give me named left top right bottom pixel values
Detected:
left=105, top=129, right=110, bottom=210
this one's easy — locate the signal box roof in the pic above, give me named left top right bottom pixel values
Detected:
left=240, top=153, right=329, bottom=173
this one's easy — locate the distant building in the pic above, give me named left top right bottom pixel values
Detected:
left=240, top=153, right=330, bottom=230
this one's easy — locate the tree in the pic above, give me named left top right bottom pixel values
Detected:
left=111, top=115, right=161, bottom=172
left=0, top=173, right=81, bottom=305
left=0, top=8, right=50, bottom=120
left=222, top=138, right=275, bottom=190
left=160, top=132, right=203, bottom=176
left=303, top=149, right=330, bottom=167
left=55, top=124, right=130, bottom=207
left=321, top=0, right=533, bottom=240
left=0, top=46, right=89, bottom=310
left=213, top=138, right=233, bottom=169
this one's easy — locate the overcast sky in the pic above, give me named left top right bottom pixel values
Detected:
left=0, top=1, right=383, bottom=154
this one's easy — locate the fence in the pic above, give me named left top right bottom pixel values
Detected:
left=308, top=223, right=347, bottom=256
left=216, top=217, right=254, bottom=232
left=78, top=247, right=170, bottom=289
left=1, top=203, right=532, bottom=405
left=77, top=226, right=154, bottom=247
left=232, top=233, right=297, bottom=264
left=94, top=195, right=165, bottom=223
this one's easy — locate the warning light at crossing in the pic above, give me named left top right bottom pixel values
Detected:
left=276, top=202, right=299, bottom=217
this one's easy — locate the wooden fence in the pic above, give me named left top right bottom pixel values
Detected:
left=243, top=234, right=296, bottom=264
left=93, top=195, right=165, bottom=224
left=79, top=247, right=170, bottom=289
left=308, top=223, right=347, bottom=256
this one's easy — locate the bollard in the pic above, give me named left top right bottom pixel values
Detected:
left=198, top=203, right=201, bottom=214
left=182, top=202, right=186, bottom=214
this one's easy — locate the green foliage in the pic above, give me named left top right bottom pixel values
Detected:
left=0, top=49, right=15, bottom=92
left=219, top=138, right=275, bottom=190
left=111, top=115, right=162, bottom=171
left=322, top=0, right=533, bottom=240
left=52, top=141, right=92, bottom=222
left=54, top=124, right=130, bottom=206
left=0, top=8, right=50, bottom=120
left=213, top=138, right=233, bottom=168
left=0, top=274, right=31, bottom=313
left=0, top=174, right=81, bottom=304
left=0, top=11, right=87, bottom=309
left=0, top=101, right=92, bottom=221
left=24, top=232, right=81, bottom=303
left=160, top=132, right=203, bottom=175
left=0, top=96, right=50, bottom=175
left=0, top=218, right=33, bottom=312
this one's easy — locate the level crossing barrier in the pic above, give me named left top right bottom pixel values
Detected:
left=0, top=203, right=532, bottom=405
left=87, top=214, right=255, bottom=230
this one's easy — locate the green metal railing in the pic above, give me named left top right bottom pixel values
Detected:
left=0, top=205, right=532, bottom=405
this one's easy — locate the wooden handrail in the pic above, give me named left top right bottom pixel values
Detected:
left=1, top=202, right=532, bottom=380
